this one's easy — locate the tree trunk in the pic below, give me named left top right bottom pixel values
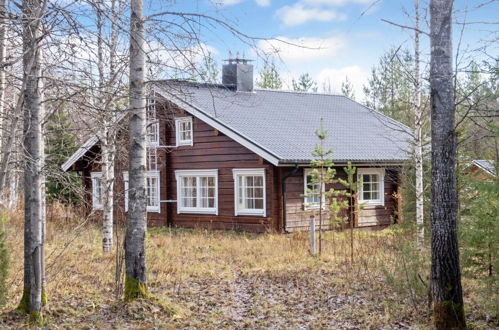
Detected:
left=414, top=0, right=425, bottom=249
left=95, top=0, right=116, bottom=253
left=429, top=0, right=466, bottom=328
left=0, top=0, right=6, bottom=167
left=20, top=0, right=46, bottom=324
left=124, top=0, right=147, bottom=301
left=101, top=133, right=115, bottom=252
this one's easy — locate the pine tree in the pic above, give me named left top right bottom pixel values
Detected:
left=292, top=73, right=318, bottom=92
left=198, top=52, right=220, bottom=83
left=45, top=107, right=81, bottom=204
left=341, top=77, right=355, bottom=100
left=363, top=47, right=415, bottom=126
left=256, top=60, right=282, bottom=89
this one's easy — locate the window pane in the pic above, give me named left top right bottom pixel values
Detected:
left=254, top=198, right=263, bottom=209
left=254, top=176, right=263, bottom=186
left=363, top=191, right=371, bottom=200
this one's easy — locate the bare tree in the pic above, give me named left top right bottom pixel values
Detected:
left=414, top=0, right=425, bottom=248
left=18, top=0, right=48, bottom=324
left=124, top=0, right=147, bottom=300
left=429, top=0, right=466, bottom=328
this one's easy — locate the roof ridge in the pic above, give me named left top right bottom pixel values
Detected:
left=253, top=88, right=344, bottom=97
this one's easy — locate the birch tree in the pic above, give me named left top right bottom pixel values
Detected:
left=18, top=0, right=48, bottom=324
left=124, top=0, right=147, bottom=300
left=429, top=0, right=466, bottom=327
left=414, top=0, right=424, bottom=248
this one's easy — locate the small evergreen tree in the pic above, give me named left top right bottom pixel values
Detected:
left=293, top=73, right=318, bottom=92
left=338, top=162, right=361, bottom=263
left=341, top=77, right=355, bottom=100
left=256, top=59, right=282, bottom=89
left=198, top=52, right=220, bottom=83
left=45, top=106, right=81, bottom=205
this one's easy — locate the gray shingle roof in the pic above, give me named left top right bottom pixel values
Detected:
left=155, top=81, right=412, bottom=165
left=472, top=160, right=497, bottom=176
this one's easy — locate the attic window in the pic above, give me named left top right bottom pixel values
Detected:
left=358, top=168, right=385, bottom=206
left=175, top=117, right=193, bottom=146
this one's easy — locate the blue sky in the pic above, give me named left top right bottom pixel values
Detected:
left=155, top=0, right=498, bottom=98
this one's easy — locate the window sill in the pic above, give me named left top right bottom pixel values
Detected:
left=235, top=210, right=265, bottom=217
left=178, top=208, right=217, bottom=215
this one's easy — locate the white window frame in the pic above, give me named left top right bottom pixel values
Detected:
left=175, top=117, right=193, bottom=146
left=303, top=169, right=326, bottom=210
left=233, top=168, right=266, bottom=217
left=146, top=121, right=159, bottom=147
left=357, top=168, right=385, bottom=207
left=91, top=172, right=103, bottom=210
left=123, top=171, right=161, bottom=213
left=175, top=169, right=218, bottom=215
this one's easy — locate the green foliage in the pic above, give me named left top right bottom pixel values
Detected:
left=292, top=73, right=318, bottom=92
left=45, top=106, right=82, bottom=205
left=381, top=225, right=430, bottom=308
left=363, top=47, right=418, bottom=126
left=460, top=177, right=499, bottom=316
left=256, top=59, right=282, bottom=89
left=0, top=215, right=9, bottom=307
left=341, top=77, right=355, bottom=100
left=197, top=52, right=220, bottom=83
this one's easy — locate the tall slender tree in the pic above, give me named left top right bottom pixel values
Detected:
left=429, top=0, right=466, bottom=328
left=414, top=0, right=425, bottom=248
left=124, top=0, right=147, bottom=300
left=18, top=0, right=48, bottom=324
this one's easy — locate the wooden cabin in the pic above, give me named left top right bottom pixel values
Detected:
left=62, top=59, right=411, bottom=233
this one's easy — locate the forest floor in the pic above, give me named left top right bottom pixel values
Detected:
left=0, top=207, right=497, bottom=329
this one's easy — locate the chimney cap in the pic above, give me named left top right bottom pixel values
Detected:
left=224, top=58, right=254, bottom=65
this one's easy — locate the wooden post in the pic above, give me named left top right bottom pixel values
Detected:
left=310, top=215, right=316, bottom=256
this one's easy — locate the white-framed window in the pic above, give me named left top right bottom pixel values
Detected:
left=147, top=148, right=158, bottom=171
left=146, top=121, right=159, bottom=146
left=233, top=168, right=266, bottom=217
left=123, top=171, right=161, bottom=213
left=304, top=169, right=325, bottom=210
left=91, top=172, right=103, bottom=210
left=175, top=117, right=193, bottom=146
left=146, top=94, right=156, bottom=120
left=175, top=170, right=218, bottom=215
left=358, top=168, right=385, bottom=206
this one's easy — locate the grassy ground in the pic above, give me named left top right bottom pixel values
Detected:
left=0, top=206, right=496, bottom=329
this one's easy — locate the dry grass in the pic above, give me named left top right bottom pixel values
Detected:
left=0, top=205, right=496, bottom=329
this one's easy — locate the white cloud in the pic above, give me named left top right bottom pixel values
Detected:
left=255, top=0, right=271, bottom=6
left=316, top=65, right=369, bottom=98
left=257, top=36, right=345, bottom=62
left=216, top=0, right=270, bottom=6
left=276, top=3, right=345, bottom=26
left=302, top=0, right=372, bottom=5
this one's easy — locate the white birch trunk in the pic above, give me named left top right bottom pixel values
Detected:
left=21, top=0, right=46, bottom=320
left=95, top=0, right=116, bottom=253
left=124, top=0, right=147, bottom=300
left=0, top=0, right=6, bottom=163
left=414, top=0, right=425, bottom=248
left=101, top=133, right=115, bottom=252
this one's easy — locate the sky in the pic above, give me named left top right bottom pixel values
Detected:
left=151, top=0, right=498, bottom=99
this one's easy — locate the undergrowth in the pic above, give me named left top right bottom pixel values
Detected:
left=0, top=204, right=496, bottom=328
